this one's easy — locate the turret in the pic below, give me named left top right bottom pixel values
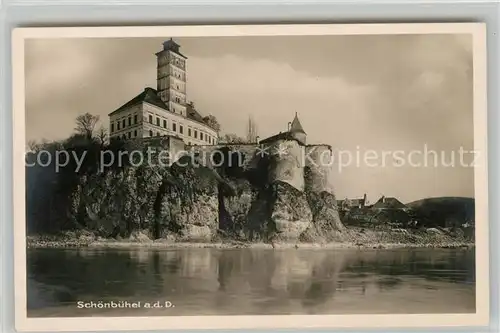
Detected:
left=289, top=112, right=306, bottom=145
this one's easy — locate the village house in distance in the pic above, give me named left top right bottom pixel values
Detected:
left=108, top=39, right=219, bottom=146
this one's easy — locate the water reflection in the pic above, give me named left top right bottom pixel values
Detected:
left=27, top=248, right=475, bottom=317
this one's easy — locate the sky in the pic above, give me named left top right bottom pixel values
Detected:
left=25, top=34, right=475, bottom=203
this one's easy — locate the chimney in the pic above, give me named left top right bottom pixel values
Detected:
left=381, top=195, right=385, bottom=203
left=363, top=193, right=367, bottom=206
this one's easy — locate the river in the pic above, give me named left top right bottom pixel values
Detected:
left=26, top=247, right=475, bottom=317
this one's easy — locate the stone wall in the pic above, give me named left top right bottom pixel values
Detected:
left=304, top=144, right=334, bottom=193
left=265, top=139, right=305, bottom=191
left=186, top=144, right=260, bottom=170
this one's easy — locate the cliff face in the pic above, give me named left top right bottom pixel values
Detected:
left=27, top=139, right=344, bottom=242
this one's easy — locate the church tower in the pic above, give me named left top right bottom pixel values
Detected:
left=156, top=39, right=187, bottom=117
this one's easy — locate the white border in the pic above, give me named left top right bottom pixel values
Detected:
left=12, top=23, right=489, bottom=331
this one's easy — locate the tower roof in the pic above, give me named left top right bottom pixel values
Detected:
left=290, top=112, right=306, bottom=134
left=158, top=38, right=187, bottom=59
left=163, top=38, right=179, bottom=50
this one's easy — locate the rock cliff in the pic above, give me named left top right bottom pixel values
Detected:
left=26, top=138, right=345, bottom=243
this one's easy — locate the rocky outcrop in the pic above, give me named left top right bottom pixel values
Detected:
left=27, top=138, right=345, bottom=243
left=302, top=191, right=344, bottom=242
left=269, top=182, right=312, bottom=241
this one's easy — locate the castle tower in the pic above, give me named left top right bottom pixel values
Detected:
left=289, top=112, right=307, bottom=145
left=156, top=39, right=188, bottom=117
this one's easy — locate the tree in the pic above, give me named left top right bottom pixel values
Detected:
left=75, top=113, right=100, bottom=140
left=26, top=140, right=39, bottom=152
left=219, top=133, right=247, bottom=144
left=203, top=115, right=221, bottom=132
left=96, top=126, right=108, bottom=146
left=246, top=115, right=258, bottom=143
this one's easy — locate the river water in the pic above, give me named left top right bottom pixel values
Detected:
left=27, top=247, right=475, bottom=317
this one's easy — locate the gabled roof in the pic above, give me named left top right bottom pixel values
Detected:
left=372, top=197, right=407, bottom=209
left=290, top=112, right=306, bottom=134
left=108, top=87, right=167, bottom=116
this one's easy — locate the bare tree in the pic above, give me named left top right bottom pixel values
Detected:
left=246, top=115, right=258, bottom=143
left=26, top=140, right=39, bottom=152
left=96, top=126, right=108, bottom=146
left=75, top=113, right=100, bottom=140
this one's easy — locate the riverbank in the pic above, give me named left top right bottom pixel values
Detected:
left=26, top=227, right=474, bottom=250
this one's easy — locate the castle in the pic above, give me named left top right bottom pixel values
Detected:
left=107, top=39, right=333, bottom=198
left=108, top=39, right=218, bottom=146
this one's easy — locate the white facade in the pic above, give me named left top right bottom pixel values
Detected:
left=108, top=39, right=218, bottom=145
left=109, top=101, right=218, bottom=145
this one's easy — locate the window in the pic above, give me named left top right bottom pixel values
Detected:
left=128, top=117, right=131, bottom=126
left=173, top=123, right=177, bottom=132
left=163, top=120, right=167, bottom=128
left=117, top=122, right=120, bottom=130
left=156, top=117, right=160, bottom=126
left=134, top=130, right=137, bottom=137
left=149, top=130, right=153, bottom=137
left=208, top=136, right=211, bottom=144
left=122, top=119, right=126, bottom=128
left=156, top=132, right=160, bottom=136
left=134, top=114, right=138, bottom=124
left=194, top=130, right=198, bottom=139
left=200, top=133, right=203, bottom=141
left=149, top=115, right=153, bottom=123
left=179, top=125, right=183, bottom=134
left=188, top=128, right=191, bottom=137
left=111, top=123, right=114, bottom=133
left=127, top=132, right=131, bottom=139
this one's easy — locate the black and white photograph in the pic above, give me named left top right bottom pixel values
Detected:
left=13, top=24, right=489, bottom=331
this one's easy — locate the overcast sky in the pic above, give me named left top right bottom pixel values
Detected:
left=25, top=34, right=475, bottom=203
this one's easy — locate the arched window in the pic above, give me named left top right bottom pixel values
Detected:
left=149, top=130, right=153, bottom=137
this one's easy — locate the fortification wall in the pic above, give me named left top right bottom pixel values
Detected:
left=304, top=144, right=334, bottom=193
left=186, top=144, right=259, bottom=170
left=266, top=139, right=305, bottom=191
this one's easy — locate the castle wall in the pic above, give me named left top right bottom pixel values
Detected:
left=304, top=144, right=334, bottom=193
left=187, top=144, right=259, bottom=169
left=266, top=139, right=304, bottom=191
left=290, top=131, right=307, bottom=146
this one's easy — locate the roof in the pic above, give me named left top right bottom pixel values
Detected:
left=339, top=198, right=366, bottom=207
left=108, top=87, right=214, bottom=129
left=290, top=112, right=306, bottom=134
left=108, top=87, right=167, bottom=116
left=156, top=38, right=188, bottom=59
left=259, top=113, right=307, bottom=145
left=259, top=131, right=303, bottom=145
left=372, top=197, right=407, bottom=209
left=187, top=103, right=204, bottom=122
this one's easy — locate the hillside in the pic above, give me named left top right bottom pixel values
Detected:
left=406, top=197, right=475, bottom=228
